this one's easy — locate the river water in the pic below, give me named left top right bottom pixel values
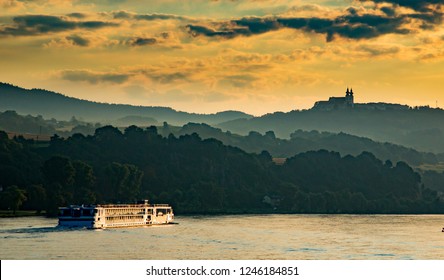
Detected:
left=0, top=215, right=443, bottom=260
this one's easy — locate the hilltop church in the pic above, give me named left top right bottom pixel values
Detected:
left=313, top=88, right=354, bottom=110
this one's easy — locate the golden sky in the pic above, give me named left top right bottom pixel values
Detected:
left=1, top=0, right=443, bottom=115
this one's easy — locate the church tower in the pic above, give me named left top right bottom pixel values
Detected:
left=345, top=87, right=354, bottom=107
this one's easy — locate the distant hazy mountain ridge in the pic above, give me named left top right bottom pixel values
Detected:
left=2, top=82, right=444, bottom=153
left=164, top=123, right=443, bottom=167
left=0, top=82, right=252, bottom=125
left=218, top=96, right=444, bottom=153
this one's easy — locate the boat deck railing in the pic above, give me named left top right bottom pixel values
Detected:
left=96, top=204, right=171, bottom=208
left=59, top=203, right=172, bottom=209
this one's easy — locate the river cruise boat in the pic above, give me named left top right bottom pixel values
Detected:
left=58, top=200, right=174, bottom=229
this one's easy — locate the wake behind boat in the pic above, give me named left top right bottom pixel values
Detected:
left=58, top=200, right=174, bottom=229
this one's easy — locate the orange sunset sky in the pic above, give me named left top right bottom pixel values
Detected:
left=1, top=0, right=443, bottom=115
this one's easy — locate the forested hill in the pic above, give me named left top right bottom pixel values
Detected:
left=3, top=110, right=443, bottom=167
left=1, top=127, right=443, bottom=215
left=3, top=81, right=444, bottom=153
left=0, top=83, right=252, bottom=125
left=164, top=123, right=443, bottom=167
left=217, top=106, right=444, bottom=153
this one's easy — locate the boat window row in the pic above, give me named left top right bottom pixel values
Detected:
left=59, top=207, right=170, bottom=217
left=104, top=208, right=153, bottom=215
left=105, top=215, right=145, bottom=221
left=59, top=208, right=95, bottom=217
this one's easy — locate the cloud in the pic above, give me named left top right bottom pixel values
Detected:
left=233, top=17, right=282, bottom=35
left=144, top=71, right=190, bottom=84
left=380, top=6, right=396, bottom=16
left=135, top=13, right=188, bottom=21
left=66, top=34, right=89, bottom=46
left=43, top=33, right=117, bottom=48
left=123, top=31, right=183, bottom=49
left=184, top=3, right=444, bottom=42
left=186, top=24, right=247, bottom=38
left=112, top=10, right=189, bottom=21
left=186, top=14, right=409, bottom=41
left=112, top=10, right=133, bottom=19
left=361, top=0, right=444, bottom=12
left=0, top=15, right=118, bottom=36
left=128, top=37, right=157, bottom=46
left=355, top=44, right=400, bottom=56
left=220, top=74, right=259, bottom=88
left=60, top=65, right=195, bottom=86
left=77, top=0, right=127, bottom=5
left=61, top=70, right=130, bottom=84
left=66, top=12, right=87, bottom=19
left=1, top=0, right=25, bottom=10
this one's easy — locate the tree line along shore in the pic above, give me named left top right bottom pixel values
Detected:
left=1, top=125, right=443, bottom=216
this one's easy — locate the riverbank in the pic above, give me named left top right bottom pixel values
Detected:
left=0, top=210, right=45, bottom=218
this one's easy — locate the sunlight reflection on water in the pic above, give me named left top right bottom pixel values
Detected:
left=0, top=215, right=443, bottom=260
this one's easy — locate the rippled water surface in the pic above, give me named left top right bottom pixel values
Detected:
left=1, top=215, right=443, bottom=259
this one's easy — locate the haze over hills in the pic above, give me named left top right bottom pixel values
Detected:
left=2, top=82, right=444, bottom=154
left=2, top=86, right=444, bottom=213
left=2, top=109, right=443, bottom=169
left=0, top=83, right=252, bottom=126
left=163, top=123, right=444, bottom=167
left=217, top=100, right=444, bottom=154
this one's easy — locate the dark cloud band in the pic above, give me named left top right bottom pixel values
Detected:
left=361, top=0, right=444, bottom=12
left=0, top=15, right=118, bottom=36
left=129, top=37, right=157, bottom=46
left=186, top=3, right=442, bottom=42
left=113, top=11, right=188, bottom=21
left=61, top=70, right=130, bottom=84
left=66, top=35, right=90, bottom=46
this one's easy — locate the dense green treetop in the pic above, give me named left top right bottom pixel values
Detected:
left=1, top=126, right=443, bottom=215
